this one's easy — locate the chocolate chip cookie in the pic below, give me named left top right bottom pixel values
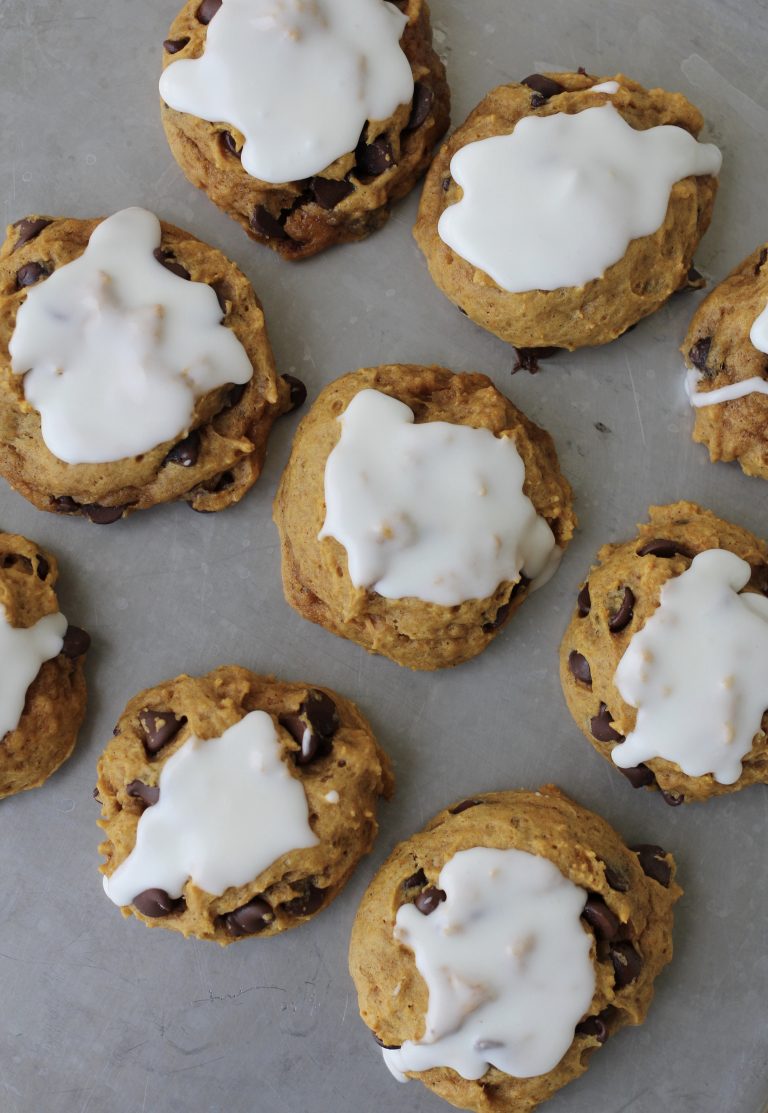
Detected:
left=0, top=532, right=89, bottom=800
left=349, top=786, right=680, bottom=1113
left=273, top=365, right=576, bottom=670
left=97, top=666, right=393, bottom=943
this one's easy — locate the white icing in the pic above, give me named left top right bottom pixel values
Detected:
left=612, top=549, right=768, bottom=784
left=159, top=0, right=414, bottom=184
left=9, top=208, right=252, bottom=465
left=0, top=605, right=67, bottom=739
left=103, top=711, right=319, bottom=906
left=590, top=80, right=620, bottom=93
left=319, top=389, right=558, bottom=606
left=685, top=368, right=768, bottom=407
left=324, top=789, right=340, bottom=804
left=438, top=103, right=722, bottom=293
left=383, top=847, right=594, bottom=1082
left=750, top=299, right=768, bottom=354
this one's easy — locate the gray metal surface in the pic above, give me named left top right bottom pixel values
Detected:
left=1, top=1, right=767, bottom=1111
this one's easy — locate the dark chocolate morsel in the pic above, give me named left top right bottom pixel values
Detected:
left=52, top=495, right=79, bottom=514
left=356, top=136, right=394, bottom=176
left=590, top=703, right=624, bottom=743
left=17, top=262, right=48, bottom=288
left=311, top=177, right=354, bottom=209
left=83, top=504, right=126, bottom=525
left=686, top=266, right=705, bottom=288
left=13, top=218, right=51, bottom=251
left=61, top=626, right=91, bottom=659
left=403, top=868, right=427, bottom=890
left=631, top=844, right=672, bottom=887
left=688, top=337, right=712, bottom=372
left=603, top=864, right=629, bottom=893
left=661, top=788, right=685, bottom=807
left=153, top=248, right=190, bottom=281
left=282, top=373, right=307, bottom=411
left=133, top=888, right=185, bottom=917
left=582, top=895, right=620, bottom=940
left=210, top=279, right=230, bottom=316
left=126, top=780, right=160, bottom=808
left=405, top=82, right=434, bottom=131
left=280, top=689, right=339, bottom=765
left=608, top=586, right=635, bottom=633
left=414, top=886, right=446, bottom=915
left=139, top=709, right=187, bottom=756
left=373, top=1034, right=401, bottom=1050
left=441, top=176, right=451, bottom=191
left=164, top=430, right=201, bottom=467
left=35, top=554, right=49, bottom=580
left=482, top=600, right=510, bottom=634
left=280, top=882, right=325, bottom=917
left=609, top=941, right=642, bottom=988
left=568, top=650, right=592, bottom=686
left=220, top=130, right=241, bottom=158
left=250, top=205, right=289, bottom=241
left=618, top=763, right=655, bottom=789
left=449, top=799, right=480, bottom=815
left=512, top=346, right=559, bottom=373
left=577, top=582, right=591, bottom=617
left=220, top=896, right=274, bottom=936
left=163, top=37, right=190, bottom=54
left=521, top=73, right=566, bottom=99
left=196, top=0, right=222, bottom=24
left=575, top=1014, right=609, bottom=1044
left=636, top=538, right=694, bottom=559
left=0, top=553, right=32, bottom=574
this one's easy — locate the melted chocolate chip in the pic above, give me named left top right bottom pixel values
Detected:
left=82, top=504, right=126, bottom=525
left=521, top=73, right=566, bottom=100
left=575, top=1015, right=609, bottom=1043
left=17, top=262, right=48, bottom=288
left=441, top=176, right=451, bottom=191
left=311, top=177, right=354, bottom=209
left=164, top=430, right=201, bottom=467
left=13, top=218, right=51, bottom=251
left=61, top=626, right=91, bottom=659
left=220, top=130, right=241, bottom=158
left=482, top=600, right=511, bottom=634
left=608, top=586, right=635, bottom=633
left=609, top=941, right=642, bottom=988
left=603, top=864, right=629, bottom=893
left=568, top=650, right=592, bottom=686
left=126, top=780, right=160, bottom=808
left=414, top=887, right=446, bottom=915
left=282, top=373, right=307, bottom=411
left=405, top=82, right=434, bottom=131
left=661, top=788, right=685, bottom=807
left=139, top=709, right=187, bottom=756
left=403, top=868, right=427, bottom=891
left=220, top=896, right=274, bottom=936
left=636, top=538, right=694, bottom=559
left=688, top=337, right=712, bottom=372
left=577, top=582, right=591, bottom=617
left=356, top=136, right=394, bottom=176
left=631, top=844, right=672, bottom=887
left=1, top=553, right=32, bottom=574
left=163, top=37, right=190, bottom=54
left=590, top=703, right=624, bottom=743
left=512, top=346, right=559, bottom=373
left=250, top=206, right=289, bottom=241
left=52, top=495, right=79, bottom=514
left=196, top=0, right=222, bottom=24
left=153, top=248, right=190, bottom=281
left=133, top=888, right=185, bottom=917
left=582, top=895, right=620, bottom=940
left=281, top=882, right=325, bottom=917
left=618, top=763, right=655, bottom=789
left=35, top=554, right=49, bottom=580
left=279, top=689, right=339, bottom=765
left=449, top=799, right=480, bottom=815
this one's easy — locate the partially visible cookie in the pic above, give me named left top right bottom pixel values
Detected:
left=682, top=242, right=768, bottom=479
left=349, top=786, right=680, bottom=1113
left=415, top=71, right=720, bottom=351
left=0, top=208, right=299, bottom=521
left=0, top=532, right=88, bottom=800
left=274, top=365, right=576, bottom=670
left=97, top=666, right=393, bottom=943
left=159, top=0, right=449, bottom=260
left=560, top=501, right=768, bottom=803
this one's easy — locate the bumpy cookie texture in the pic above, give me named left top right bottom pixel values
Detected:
left=560, top=501, right=768, bottom=803
left=97, top=666, right=393, bottom=943
left=349, top=786, right=680, bottom=1113
left=273, top=365, right=575, bottom=670
left=415, top=71, right=718, bottom=351
left=0, top=533, right=88, bottom=800
left=160, top=0, right=449, bottom=260
left=0, top=215, right=296, bottom=521
left=682, top=243, right=768, bottom=479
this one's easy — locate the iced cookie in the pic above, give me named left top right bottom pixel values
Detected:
left=349, top=786, right=680, bottom=1113
left=0, top=532, right=89, bottom=800
left=683, top=242, right=768, bottom=479
left=560, top=502, right=768, bottom=804
left=159, top=0, right=449, bottom=260
left=97, top=666, right=393, bottom=942
left=415, top=71, right=721, bottom=352
left=273, top=365, right=575, bottom=670
left=0, top=208, right=299, bottom=522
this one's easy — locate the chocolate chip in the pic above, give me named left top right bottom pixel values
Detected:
left=568, top=650, right=592, bottom=686
left=373, top=1034, right=401, bottom=1050
left=133, top=888, right=185, bottom=917
left=1, top=553, right=32, bottom=574
left=219, top=896, right=274, bottom=936
left=220, top=130, right=241, bottom=158
left=441, top=176, right=451, bottom=191
left=403, top=868, right=427, bottom=892
left=153, top=248, right=190, bottom=281
left=661, top=788, right=684, bottom=807
left=279, top=689, right=339, bottom=765
left=482, top=600, right=510, bottom=634
left=582, top=895, right=620, bottom=940
left=405, top=82, right=434, bottom=131
left=52, top=495, right=79, bottom=514
left=13, top=218, right=51, bottom=251
left=82, top=504, right=126, bottom=525
left=512, top=346, right=559, bottom=374
left=603, top=865, right=629, bottom=893
left=575, top=1015, right=609, bottom=1043
left=250, top=206, right=288, bottom=241
left=139, top=709, right=187, bottom=756
left=163, top=37, right=189, bottom=54
left=356, top=136, right=394, bottom=176
left=618, top=763, right=655, bottom=788
left=521, top=73, right=566, bottom=100
left=686, top=266, right=705, bottom=289
left=590, top=703, right=624, bottom=743
left=126, top=780, right=160, bottom=808
left=282, top=373, right=307, bottom=411
left=164, top=430, right=201, bottom=467
left=530, top=92, right=546, bottom=108
left=577, top=66, right=588, bottom=75
left=449, top=799, right=480, bottom=815
left=61, top=626, right=90, bottom=659
left=577, top=582, right=591, bottom=617
left=636, top=538, right=694, bottom=559
left=196, top=0, right=222, bottom=24
left=632, top=844, right=672, bottom=887
left=35, top=554, right=49, bottom=580
left=311, top=177, right=354, bottom=209
left=688, top=337, right=712, bottom=372
left=280, top=882, right=325, bottom=917
left=608, top=586, right=635, bottom=634
left=414, top=886, right=446, bottom=915
left=755, top=247, right=768, bottom=276
left=609, top=941, right=642, bottom=988
left=16, top=262, right=48, bottom=288
left=210, top=279, right=230, bottom=317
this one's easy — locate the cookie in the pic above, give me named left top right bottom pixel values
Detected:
left=414, top=71, right=721, bottom=352
left=0, top=532, right=89, bottom=800
left=97, top=666, right=393, bottom=943
left=274, top=365, right=575, bottom=670
left=682, top=242, right=768, bottom=479
left=0, top=208, right=299, bottom=522
left=159, top=0, right=449, bottom=260
left=560, top=501, right=768, bottom=803
left=349, top=786, right=680, bottom=1113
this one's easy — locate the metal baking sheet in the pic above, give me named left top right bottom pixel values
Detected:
left=1, top=1, right=767, bottom=1111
